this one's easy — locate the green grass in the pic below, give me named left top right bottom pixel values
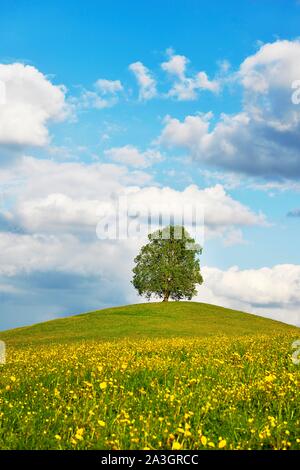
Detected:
left=0, top=301, right=298, bottom=347
left=0, top=302, right=299, bottom=450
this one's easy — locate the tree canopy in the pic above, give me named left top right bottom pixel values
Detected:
left=132, top=225, right=203, bottom=302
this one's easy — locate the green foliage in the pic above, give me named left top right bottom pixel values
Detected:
left=132, top=225, right=203, bottom=301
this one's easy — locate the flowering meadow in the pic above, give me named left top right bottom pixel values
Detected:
left=0, top=332, right=299, bottom=450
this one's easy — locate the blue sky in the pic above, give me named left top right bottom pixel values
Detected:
left=1, top=0, right=300, bottom=329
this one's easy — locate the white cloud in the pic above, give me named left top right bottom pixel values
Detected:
left=159, top=40, right=300, bottom=179
left=197, top=264, right=300, bottom=326
left=161, top=51, right=219, bottom=100
left=124, top=184, right=266, bottom=244
left=161, top=53, right=188, bottom=79
left=200, top=169, right=300, bottom=194
left=17, top=193, right=110, bottom=234
left=105, top=145, right=163, bottom=168
left=196, top=71, right=219, bottom=92
left=251, top=180, right=300, bottom=193
left=159, top=112, right=212, bottom=151
left=79, top=78, right=123, bottom=109
left=239, top=39, right=300, bottom=93
left=0, top=231, right=136, bottom=279
left=128, top=52, right=218, bottom=102
left=0, top=155, right=152, bottom=201
left=129, top=61, right=157, bottom=100
left=0, top=172, right=267, bottom=303
left=0, top=63, right=69, bottom=148
left=79, top=90, right=113, bottom=109
left=95, top=79, right=123, bottom=95
left=1, top=157, right=265, bottom=242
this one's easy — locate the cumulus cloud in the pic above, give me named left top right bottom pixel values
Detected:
left=161, top=50, right=219, bottom=100
left=79, top=90, right=112, bottom=109
left=197, top=264, right=300, bottom=326
left=78, top=78, right=123, bottom=109
left=95, top=79, right=123, bottom=95
left=159, top=40, right=300, bottom=179
left=0, top=63, right=69, bottom=150
left=123, top=184, right=266, bottom=242
left=17, top=194, right=109, bottom=234
left=0, top=231, right=136, bottom=278
left=129, top=61, right=157, bottom=100
left=161, top=52, right=188, bottom=79
left=105, top=145, right=163, bottom=168
left=0, top=155, right=152, bottom=201
left=239, top=39, right=300, bottom=95
left=0, top=156, right=266, bottom=246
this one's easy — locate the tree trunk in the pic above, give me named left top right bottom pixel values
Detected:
left=162, top=292, right=170, bottom=302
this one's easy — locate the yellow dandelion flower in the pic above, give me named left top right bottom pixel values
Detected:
left=201, top=435, right=207, bottom=446
left=75, top=428, right=84, bottom=440
left=265, top=374, right=276, bottom=383
left=218, top=439, right=226, bottom=448
left=172, top=441, right=181, bottom=450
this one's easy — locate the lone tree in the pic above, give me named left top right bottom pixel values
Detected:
left=132, top=225, right=203, bottom=302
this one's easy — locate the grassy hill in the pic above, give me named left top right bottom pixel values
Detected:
left=0, top=301, right=299, bottom=450
left=1, top=301, right=298, bottom=346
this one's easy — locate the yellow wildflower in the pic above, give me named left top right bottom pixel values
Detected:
left=172, top=441, right=181, bottom=450
left=218, top=439, right=226, bottom=448
left=75, top=428, right=84, bottom=440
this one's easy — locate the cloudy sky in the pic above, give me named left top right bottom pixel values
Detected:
left=1, top=0, right=300, bottom=329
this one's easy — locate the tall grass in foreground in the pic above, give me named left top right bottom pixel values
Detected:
left=0, top=333, right=299, bottom=449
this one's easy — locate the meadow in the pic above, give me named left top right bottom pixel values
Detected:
left=0, top=303, right=299, bottom=450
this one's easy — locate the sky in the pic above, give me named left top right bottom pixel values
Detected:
left=1, top=0, right=300, bottom=329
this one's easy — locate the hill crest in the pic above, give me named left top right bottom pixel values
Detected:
left=1, top=301, right=298, bottom=347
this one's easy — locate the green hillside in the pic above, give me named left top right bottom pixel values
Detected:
left=1, top=301, right=298, bottom=346
left=0, top=302, right=299, bottom=450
